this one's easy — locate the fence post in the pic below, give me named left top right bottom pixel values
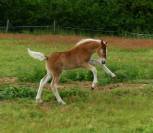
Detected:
left=53, top=20, right=56, bottom=33
left=6, top=19, right=9, bottom=32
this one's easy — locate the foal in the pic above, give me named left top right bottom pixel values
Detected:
left=28, top=39, right=116, bottom=104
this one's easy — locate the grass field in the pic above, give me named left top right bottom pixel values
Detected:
left=1, top=33, right=153, bottom=133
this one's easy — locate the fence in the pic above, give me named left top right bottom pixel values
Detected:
left=1, top=19, right=153, bottom=38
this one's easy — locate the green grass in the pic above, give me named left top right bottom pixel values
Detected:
left=1, top=35, right=153, bottom=132
left=1, top=84, right=153, bottom=132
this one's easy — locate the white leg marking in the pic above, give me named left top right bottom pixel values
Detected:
left=89, top=59, right=116, bottom=78
left=90, top=66, right=98, bottom=88
left=102, top=64, right=116, bottom=78
left=36, top=74, right=51, bottom=103
left=84, top=64, right=98, bottom=88
left=51, top=81, right=66, bottom=105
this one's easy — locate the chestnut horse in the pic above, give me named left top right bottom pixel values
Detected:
left=28, top=39, right=116, bottom=104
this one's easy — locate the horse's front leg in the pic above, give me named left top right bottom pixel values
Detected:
left=101, top=64, right=116, bottom=78
left=82, top=63, right=98, bottom=89
left=89, top=59, right=116, bottom=78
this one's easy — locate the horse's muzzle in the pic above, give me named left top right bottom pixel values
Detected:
left=101, top=60, right=106, bottom=64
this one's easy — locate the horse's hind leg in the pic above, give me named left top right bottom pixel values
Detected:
left=83, top=63, right=98, bottom=89
left=36, top=73, right=51, bottom=103
left=51, top=73, right=66, bottom=105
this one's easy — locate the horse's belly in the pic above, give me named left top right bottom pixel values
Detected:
left=62, top=62, right=81, bottom=69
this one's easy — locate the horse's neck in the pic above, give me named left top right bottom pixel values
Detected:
left=82, top=43, right=100, bottom=52
left=70, top=42, right=100, bottom=54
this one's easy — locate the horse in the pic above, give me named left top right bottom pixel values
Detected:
left=28, top=38, right=116, bottom=104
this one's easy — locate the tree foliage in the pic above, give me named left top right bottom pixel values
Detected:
left=0, top=0, right=153, bottom=33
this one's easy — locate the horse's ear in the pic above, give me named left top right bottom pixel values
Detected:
left=104, top=41, right=108, bottom=45
left=101, top=40, right=108, bottom=45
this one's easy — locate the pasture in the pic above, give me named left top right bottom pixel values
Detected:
left=1, top=33, right=153, bottom=133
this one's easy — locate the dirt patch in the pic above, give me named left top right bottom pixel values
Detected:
left=0, top=33, right=153, bottom=49
left=0, top=77, right=147, bottom=91
left=103, top=36, right=153, bottom=49
left=0, top=77, right=17, bottom=84
left=0, top=33, right=82, bottom=45
left=60, top=81, right=147, bottom=91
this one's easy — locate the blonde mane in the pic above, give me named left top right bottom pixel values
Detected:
left=75, top=38, right=101, bottom=47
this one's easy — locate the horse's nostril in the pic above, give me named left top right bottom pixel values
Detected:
left=101, top=60, right=106, bottom=64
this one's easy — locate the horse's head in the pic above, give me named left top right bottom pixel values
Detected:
left=97, top=40, right=107, bottom=64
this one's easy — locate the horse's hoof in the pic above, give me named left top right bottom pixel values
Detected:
left=58, top=100, right=66, bottom=105
left=91, top=86, right=95, bottom=90
left=36, top=98, right=43, bottom=104
left=62, top=102, right=66, bottom=105
left=91, top=82, right=97, bottom=89
left=112, top=74, right=116, bottom=79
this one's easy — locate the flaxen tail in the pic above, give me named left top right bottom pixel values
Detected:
left=27, top=48, right=47, bottom=61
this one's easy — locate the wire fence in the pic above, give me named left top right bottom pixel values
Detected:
left=1, top=20, right=153, bottom=39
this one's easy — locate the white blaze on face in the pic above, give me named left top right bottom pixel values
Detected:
left=106, top=46, right=107, bottom=58
left=99, top=49, right=106, bottom=64
left=102, top=40, right=107, bottom=54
